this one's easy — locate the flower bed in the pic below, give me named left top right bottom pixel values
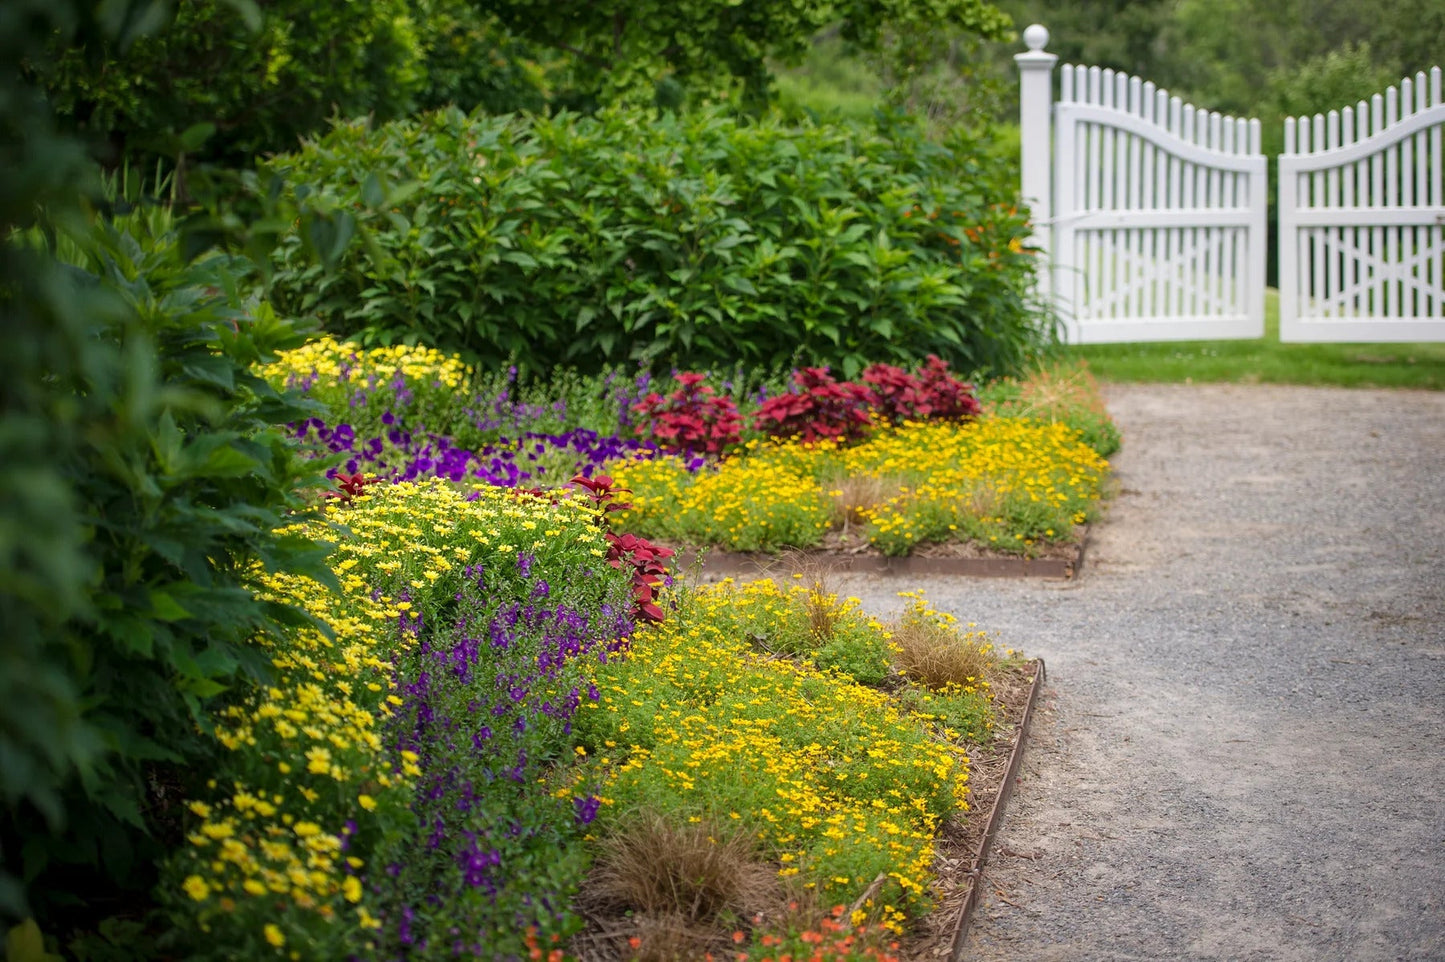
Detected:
left=160, top=468, right=1007, bottom=959
left=608, top=418, right=1108, bottom=557
left=164, top=480, right=641, bottom=958
left=261, top=340, right=1116, bottom=561
left=130, top=336, right=1105, bottom=960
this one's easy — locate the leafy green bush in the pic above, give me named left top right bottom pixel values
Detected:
left=2, top=193, right=332, bottom=929
left=43, top=0, right=424, bottom=166
left=264, top=104, right=1051, bottom=380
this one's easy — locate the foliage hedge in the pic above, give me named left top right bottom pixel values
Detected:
left=264, top=105, right=1050, bottom=380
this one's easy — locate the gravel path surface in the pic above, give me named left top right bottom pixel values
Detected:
left=838, top=383, right=1445, bottom=962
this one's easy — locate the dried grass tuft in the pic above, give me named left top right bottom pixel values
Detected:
left=583, top=814, right=780, bottom=924
left=890, top=601, right=996, bottom=690
left=827, top=474, right=903, bottom=531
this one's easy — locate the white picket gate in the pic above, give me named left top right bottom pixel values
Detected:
left=1278, top=68, right=1445, bottom=341
left=1017, top=26, right=1268, bottom=344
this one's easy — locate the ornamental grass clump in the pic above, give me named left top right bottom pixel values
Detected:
left=726, top=576, right=897, bottom=687
left=978, top=358, right=1121, bottom=459
left=888, top=592, right=998, bottom=744
left=580, top=816, right=781, bottom=960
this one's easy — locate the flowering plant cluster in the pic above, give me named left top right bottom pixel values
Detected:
left=752, top=367, right=879, bottom=445
left=631, top=371, right=745, bottom=455
left=570, top=473, right=676, bottom=624
left=861, top=355, right=982, bottom=424
left=607, top=417, right=1108, bottom=556
left=750, top=357, right=981, bottom=446
left=161, top=470, right=1007, bottom=957
left=260, top=337, right=474, bottom=443
left=163, top=479, right=639, bottom=959
left=746, top=902, right=903, bottom=962
left=572, top=577, right=979, bottom=944
left=293, top=415, right=664, bottom=490
left=607, top=449, right=835, bottom=552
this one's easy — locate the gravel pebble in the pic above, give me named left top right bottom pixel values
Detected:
left=838, top=383, right=1445, bottom=962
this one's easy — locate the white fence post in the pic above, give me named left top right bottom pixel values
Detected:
left=1016, top=24, right=1058, bottom=307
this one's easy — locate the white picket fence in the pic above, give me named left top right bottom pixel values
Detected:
left=1278, top=68, right=1445, bottom=341
left=1018, top=24, right=1445, bottom=344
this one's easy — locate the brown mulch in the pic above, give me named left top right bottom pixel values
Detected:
left=665, top=527, right=1088, bottom=582
left=815, top=528, right=1085, bottom=564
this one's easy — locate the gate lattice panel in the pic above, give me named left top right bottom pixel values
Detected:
left=1279, top=68, right=1445, bottom=341
left=1017, top=27, right=1268, bottom=344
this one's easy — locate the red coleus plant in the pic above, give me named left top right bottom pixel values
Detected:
left=604, top=531, right=673, bottom=624
left=915, top=354, right=981, bottom=420
left=631, top=372, right=742, bottom=456
left=752, top=366, right=878, bottom=444
left=569, top=472, right=632, bottom=517
left=861, top=355, right=980, bottom=423
left=570, top=474, right=674, bottom=624
left=328, top=471, right=380, bottom=503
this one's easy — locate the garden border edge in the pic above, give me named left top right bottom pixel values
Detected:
left=949, top=657, right=1047, bottom=962
left=671, top=530, right=1088, bottom=581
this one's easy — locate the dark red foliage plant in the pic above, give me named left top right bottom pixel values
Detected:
left=630, top=372, right=742, bottom=456
left=752, top=366, right=878, bottom=444
left=861, top=355, right=980, bottom=423
left=329, top=470, right=380, bottom=503
left=915, top=354, right=981, bottom=420
left=569, top=474, right=675, bottom=623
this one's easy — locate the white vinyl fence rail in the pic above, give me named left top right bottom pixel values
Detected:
left=1278, top=68, right=1445, bottom=341
left=1017, top=25, right=1268, bottom=344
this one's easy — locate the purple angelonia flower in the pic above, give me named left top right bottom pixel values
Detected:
left=573, top=794, right=601, bottom=827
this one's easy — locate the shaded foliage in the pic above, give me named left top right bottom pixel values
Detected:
left=2, top=0, right=335, bottom=938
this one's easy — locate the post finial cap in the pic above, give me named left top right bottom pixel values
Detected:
left=1022, top=24, right=1049, bottom=52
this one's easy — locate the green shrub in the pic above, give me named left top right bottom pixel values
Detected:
left=264, top=104, right=1052, bottom=380
left=43, top=0, right=424, bottom=166
left=2, top=193, right=332, bottom=930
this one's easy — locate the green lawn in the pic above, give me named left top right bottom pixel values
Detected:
left=1063, top=290, right=1445, bottom=390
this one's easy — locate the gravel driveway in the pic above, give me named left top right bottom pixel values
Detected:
left=839, top=383, right=1445, bottom=962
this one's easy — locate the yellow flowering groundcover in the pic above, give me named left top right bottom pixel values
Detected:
left=162, top=471, right=1004, bottom=957
left=607, top=417, right=1111, bottom=556
left=570, top=578, right=993, bottom=939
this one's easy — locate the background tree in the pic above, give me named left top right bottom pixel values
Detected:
left=476, top=0, right=1013, bottom=108
left=42, top=0, right=424, bottom=168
